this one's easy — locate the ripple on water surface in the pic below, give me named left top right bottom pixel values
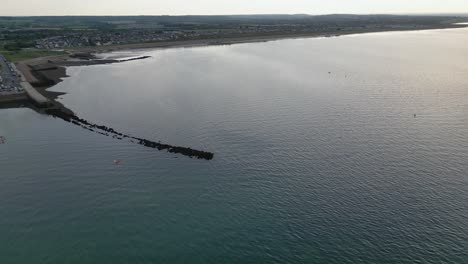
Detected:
left=1, top=28, right=468, bottom=263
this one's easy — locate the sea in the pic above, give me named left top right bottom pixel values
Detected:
left=1, top=28, right=467, bottom=263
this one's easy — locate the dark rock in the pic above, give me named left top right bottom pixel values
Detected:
left=45, top=108, right=214, bottom=160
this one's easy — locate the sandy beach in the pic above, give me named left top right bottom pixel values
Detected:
left=68, top=23, right=468, bottom=54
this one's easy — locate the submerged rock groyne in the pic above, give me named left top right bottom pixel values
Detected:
left=17, top=55, right=152, bottom=89
left=45, top=109, right=214, bottom=160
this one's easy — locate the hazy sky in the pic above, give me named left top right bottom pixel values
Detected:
left=1, top=0, right=468, bottom=16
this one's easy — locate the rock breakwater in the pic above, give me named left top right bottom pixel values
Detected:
left=45, top=109, right=214, bottom=160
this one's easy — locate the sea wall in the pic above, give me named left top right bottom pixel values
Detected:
left=20, top=81, right=51, bottom=107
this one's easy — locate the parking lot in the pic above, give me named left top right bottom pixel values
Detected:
left=0, top=55, right=24, bottom=95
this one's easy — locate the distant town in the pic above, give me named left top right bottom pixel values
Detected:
left=1, top=15, right=466, bottom=60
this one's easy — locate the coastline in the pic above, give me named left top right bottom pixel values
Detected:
left=3, top=23, right=467, bottom=160
left=13, top=23, right=468, bottom=99
left=66, top=23, right=468, bottom=54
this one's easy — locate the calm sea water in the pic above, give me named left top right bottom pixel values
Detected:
left=1, top=28, right=468, bottom=263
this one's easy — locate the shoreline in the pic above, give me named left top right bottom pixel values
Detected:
left=13, top=23, right=468, bottom=98
left=66, top=24, right=468, bottom=54
left=9, top=54, right=216, bottom=160
left=14, top=55, right=151, bottom=100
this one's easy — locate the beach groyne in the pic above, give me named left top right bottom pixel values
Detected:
left=45, top=109, right=214, bottom=160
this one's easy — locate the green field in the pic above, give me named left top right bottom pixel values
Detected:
left=0, top=49, right=65, bottom=62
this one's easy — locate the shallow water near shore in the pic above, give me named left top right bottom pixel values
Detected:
left=1, top=28, right=468, bottom=263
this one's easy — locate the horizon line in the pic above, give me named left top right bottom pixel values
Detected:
left=1, top=12, right=468, bottom=17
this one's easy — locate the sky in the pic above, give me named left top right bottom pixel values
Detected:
left=1, top=0, right=468, bottom=16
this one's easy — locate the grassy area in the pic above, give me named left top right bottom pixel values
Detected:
left=0, top=49, right=66, bottom=62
